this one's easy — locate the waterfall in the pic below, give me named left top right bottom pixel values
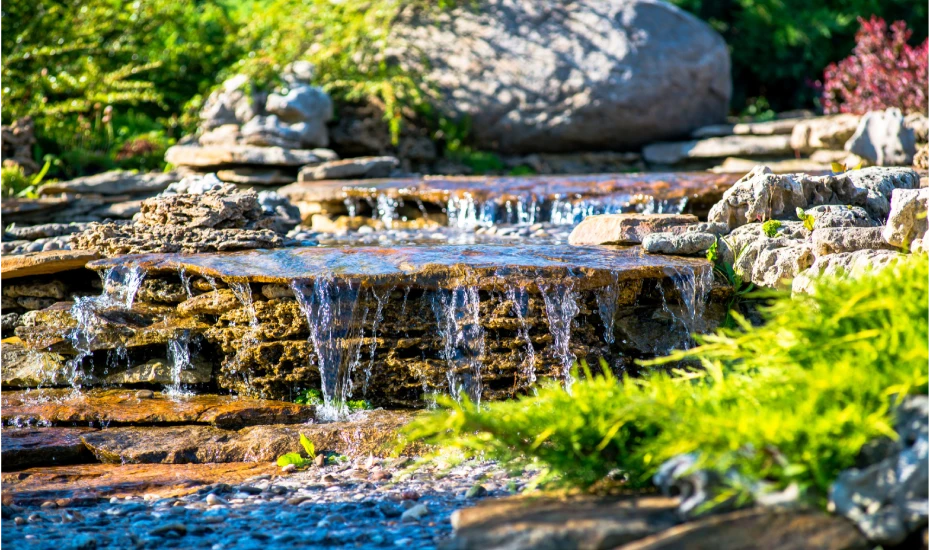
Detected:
left=595, top=273, right=621, bottom=345
left=537, top=276, right=580, bottom=388
left=166, top=330, right=192, bottom=397
left=505, top=283, right=537, bottom=388
left=363, top=286, right=391, bottom=395
left=431, top=282, right=486, bottom=404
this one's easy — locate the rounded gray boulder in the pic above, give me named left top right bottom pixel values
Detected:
left=394, top=0, right=731, bottom=153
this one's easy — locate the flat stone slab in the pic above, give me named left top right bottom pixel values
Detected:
left=1, top=389, right=314, bottom=429
left=298, top=156, right=399, bottom=181
left=618, top=508, right=868, bottom=550
left=2, top=462, right=277, bottom=505
left=79, top=410, right=417, bottom=464
left=88, top=244, right=711, bottom=290
left=567, top=214, right=699, bottom=245
left=278, top=172, right=740, bottom=209
left=216, top=167, right=295, bottom=185
left=643, top=135, right=793, bottom=165
left=165, top=144, right=333, bottom=167
left=450, top=494, right=679, bottom=550
left=36, top=171, right=180, bottom=197
left=1, top=428, right=97, bottom=470
left=1, top=250, right=100, bottom=280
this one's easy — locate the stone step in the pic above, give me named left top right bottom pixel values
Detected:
left=1, top=389, right=314, bottom=429
left=1, top=428, right=97, bottom=470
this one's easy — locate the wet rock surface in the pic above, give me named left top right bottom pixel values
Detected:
left=1, top=250, right=100, bottom=279
left=2, top=428, right=97, bottom=470
left=1, top=389, right=313, bottom=429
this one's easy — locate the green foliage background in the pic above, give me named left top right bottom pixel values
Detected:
left=2, top=0, right=927, bottom=176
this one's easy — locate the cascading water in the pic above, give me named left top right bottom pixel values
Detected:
left=657, top=265, right=715, bottom=351
left=363, top=286, right=391, bottom=394
left=595, top=273, right=621, bottom=345
left=537, top=276, right=580, bottom=388
left=166, top=330, right=192, bottom=397
left=291, top=277, right=367, bottom=419
left=227, top=281, right=260, bottom=390
left=505, top=283, right=537, bottom=388
left=66, top=264, right=145, bottom=393
left=431, top=282, right=486, bottom=404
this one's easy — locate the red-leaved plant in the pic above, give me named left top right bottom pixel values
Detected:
left=821, top=16, right=928, bottom=115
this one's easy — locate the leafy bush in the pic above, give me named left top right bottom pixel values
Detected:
left=821, top=16, right=928, bottom=115
left=404, top=253, right=928, bottom=502
left=668, top=0, right=927, bottom=111
left=295, top=388, right=372, bottom=412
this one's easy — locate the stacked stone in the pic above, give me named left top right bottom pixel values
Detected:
left=643, top=109, right=928, bottom=173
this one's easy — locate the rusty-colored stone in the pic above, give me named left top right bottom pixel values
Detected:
left=1, top=428, right=97, bottom=470
left=1, top=250, right=100, bottom=280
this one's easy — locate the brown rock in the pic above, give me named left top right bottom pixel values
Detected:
left=71, top=223, right=283, bottom=257
left=448, top=494, right=679, bottom=550
left=1, top=250, right=100, bottom=280
left=617, top=508, right=868, bottom=550
left=78, top=410, right=417, bottom=464
left=1, top=428, right=97, bottom=470
left=176, top=289, right=241, bottom=316
left=568, top=214, right=699, bottom=245
left=36, top=171, right=180, bottom=197
left=3, top=280, right=68, bottom=299
left=1, top=389, right=313, bottom=429
left=1, top=462, right=277, bottom=505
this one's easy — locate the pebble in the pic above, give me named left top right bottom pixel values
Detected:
left=465, top=484, right=488, bottom=498
left=150, top=522, right=187, bottom=537
left=281, top=463, right=297, bottom=474
left=205, top=494, right=228, bottom=506
left=401, top=504, right=430, bottom=522
left=135, top=389, right=154, bottom=399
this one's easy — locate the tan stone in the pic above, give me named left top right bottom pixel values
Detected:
left=1, top=250, right=99, bottom=280
left=811, top=227, right=895, bottom=256
left=298, top=156, right=399, bottom=181
left=568, top=214, right=699, bottom=245
left=789, top=114, right=861, bottom=153
left=643, top=135, right=792, bottom=165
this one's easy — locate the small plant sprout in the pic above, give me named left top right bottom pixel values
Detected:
left=796, top=207, right=816, bottom=231
left=762, top=220, right=782, bottom=238
left=830, top=161, right=864, bottom=174
left=276, top=433, right=317, bottom=468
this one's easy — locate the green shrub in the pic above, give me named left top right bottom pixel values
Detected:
left=668, top=0, right=928, bottom=111
left=404, top=253, right=928, bottom=503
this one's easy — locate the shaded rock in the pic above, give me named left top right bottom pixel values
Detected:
left=136, top=278, right=188, bottom=304
left=78, top=410, right=416, bottom=464
left=915, top=144, right=929, bottom=170
left=199, top=124, right=241, bottom=146
left=1, top=462, right=277, bottom=505
left=618, top=509, right=868, bottom=550
left=158, top=172, right=226, bottom=196
left=216, top=168, right=295, bottom=185
left=241, top=115, right=304, bottom=149
left=845, top=108, right=917, bottom=167
left=1, top=428, right=97, bottom=470
left=164, top=145, right=336, bottom=168
left=265, top=84, right=332, bottom=147
left=811, top=227, right=895, bottom=256
left=503, top=151, right=642, bottom=175
left=393, top=0, right=730, bottom=153
left=642, top=232, right=716, bottom=255
left=2, top=313, right=21, bottom=335
left=790, top=114, right=861, bottom=153
left=71, top=223, right=284, bottom=257
left=3, top=223, right=87, bottom=241
left=1, top=117, right=38, bottom=174
left=883, top=187, right=929, bottom=248
left=1, top=389, right=313, bottom=429
left=448, top=494, right=679, bottom=550
left=257, top=190, right=302, bottom=233
left=707, top=166, right=919, bottom=230
left=90, top=199, right=143, bottom=219
left=906, top=112, right=929, bottom=143
left=298, top=156, right=399, bottom=181
left=692, top=118, right=801, bottom=139
left=643, top=135, right=792, bottom=165
left=0, top=250, right=100, bottom=280
left=724, top=222, right=814, bottom=289
left=200, top=75, right=259, bottom=130
left=4, top=280, right=68, bottom=299
left=568, top=214, right=699, bottom=245
left=709, top=157, right=833, bottom=175
left=829, top=395, right=928, bottom=547
left=37, top=171, right=180, bottom=197
left=791, top=250, right=903, bottom=294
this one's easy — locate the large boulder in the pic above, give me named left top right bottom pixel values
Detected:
left=845, top=108, right=918, bottom=167
left=394, top=0, right=730, bottom=153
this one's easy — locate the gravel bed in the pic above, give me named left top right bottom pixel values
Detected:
left=1, top=458, right=535, bottom=550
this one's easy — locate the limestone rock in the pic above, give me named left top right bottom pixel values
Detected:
left=103, top=357, right=213, bottom=385
left=164, top=145, right=335, bottom=168
left=216, top=168, right=294, bottom=185
left=643, top=135, right=792, bottom=166
left=568, top=214, right=699, bottom=245
left=135, top=186, right=272, bottom=230
left=789, top=114, right=861, bottom=153
left=723, top=222, right=814, bottom=289
left=791, top=250, right=903, bottom=294
left=883, top=187, right=929, bottom=248
left=1, top=428, right=97, bottom=470
left=0, top=250, right=100, bottom=280
left=692, top=118, right=801, bottom=139
left=811, top=227, right=895, bottom=256
left=37, top=171, right=180, bottom=197
left=845, top=108, right=917, bottom=166
left=177, top=290, right=241, bottom=317
left=200, top=75, right=258, bottom=130
left=3, top=223, right=87, bottom=241
left=71, top=222, right=284, bottom=257
left=708, top=166, right=919, bottom=230
left=240, top=115, right=304, bottom=148
left=829, top=395, right=928, bottom=547
left=1, top=342, right=69, bottom=388
left=804, top=205, right=877, bottom=230
left=199, top=124, right=241, bottom=146
left=642, top=232, right=716, bottom=255
left=392, top=0, right=730, bottom=153
left=915, top=144, right=929, bottom=170
left=4, top=280, right=68, bottom=299
left=298, top=156, right=400, bottom=181
left=448, top=494, right=679, bottom=550
left=265, top=84, right=332, bottom=147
